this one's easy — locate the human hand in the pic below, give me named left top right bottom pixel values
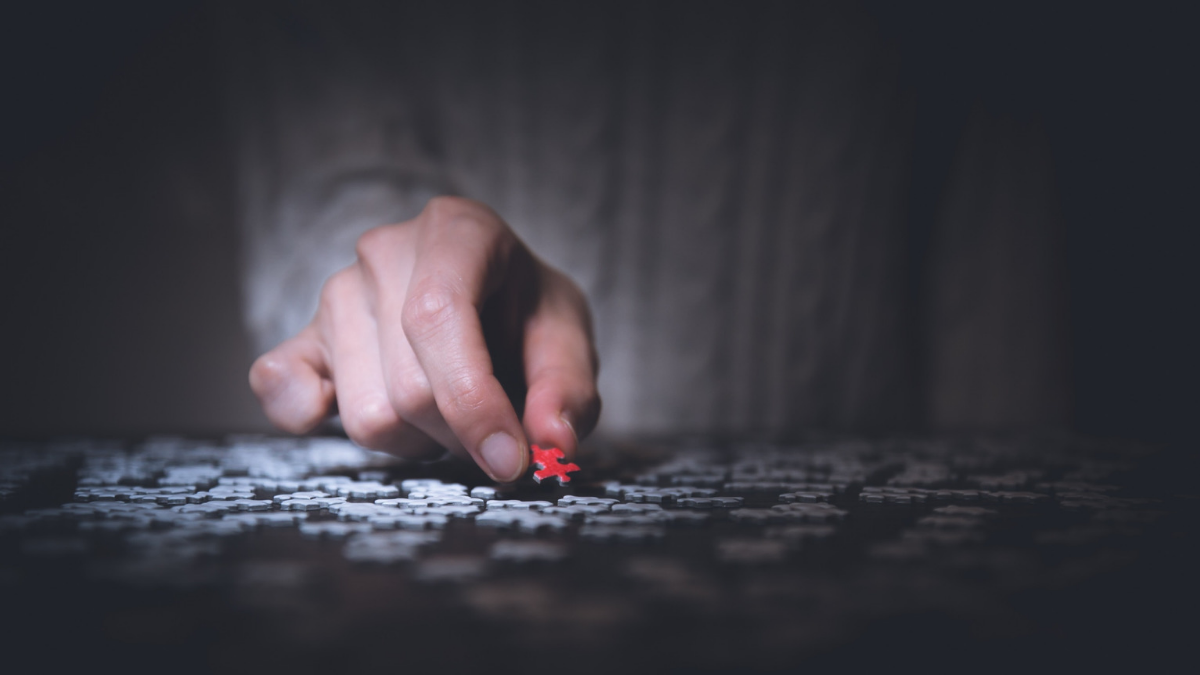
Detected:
left=249, top=197, right=600, bottom=483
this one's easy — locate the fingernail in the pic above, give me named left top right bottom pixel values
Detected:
left=559, top=411, right=578, bottom=445
left=480, top=432, right=524, bottom=482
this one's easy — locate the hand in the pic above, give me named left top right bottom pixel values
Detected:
left=249, top=197, right=601, bottom=482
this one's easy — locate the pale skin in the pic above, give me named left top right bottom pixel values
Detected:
left=248, top=196, right=601, bottom=483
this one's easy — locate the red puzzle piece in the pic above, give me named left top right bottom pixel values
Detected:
left=530, top=445, right=580, bottom=485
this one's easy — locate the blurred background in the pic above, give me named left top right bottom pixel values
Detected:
left=0, top=0, right=1194, bottom=448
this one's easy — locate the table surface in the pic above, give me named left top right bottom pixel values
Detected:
left=1, top=434, right=1195, bottom=673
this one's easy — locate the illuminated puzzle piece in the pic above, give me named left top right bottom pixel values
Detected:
left=530, top=445, right=580, bottom=485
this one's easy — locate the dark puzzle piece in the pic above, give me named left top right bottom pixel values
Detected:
left=530, top=445, right=580, bottom=485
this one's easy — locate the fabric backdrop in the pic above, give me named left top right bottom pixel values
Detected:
left=220, top=0, right=1069, bottom=436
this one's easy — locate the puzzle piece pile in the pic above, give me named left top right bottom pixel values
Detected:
left=0, top=434, right=1189, bottom=670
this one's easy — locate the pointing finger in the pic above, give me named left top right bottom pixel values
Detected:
left=391, top=199, right=529, bottom=482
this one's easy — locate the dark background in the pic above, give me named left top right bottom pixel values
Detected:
left=0, top=1, right=1195, bottom=446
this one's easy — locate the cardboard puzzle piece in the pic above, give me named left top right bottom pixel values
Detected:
left=530, top=445, right=580, bottom=485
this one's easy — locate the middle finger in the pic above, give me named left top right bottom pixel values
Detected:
left=323, top=266, right=442, bottom=459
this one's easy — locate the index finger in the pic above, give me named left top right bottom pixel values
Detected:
left=395, top=200, right=529, bottom=482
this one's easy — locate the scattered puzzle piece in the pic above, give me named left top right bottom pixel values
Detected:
left=530, top=445, right=580, bottom=485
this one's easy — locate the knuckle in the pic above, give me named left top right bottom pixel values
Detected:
left=443, top=370, right=489, bottom=419
left=401, top=280, right=460, bottom=336
left=421, top=195, right=472, bottom=223
left=387, top=368, right=435, bottom=419
left=354, top=226, right=388, bottom=263
left=422, top=196, right=509, bottom=240
left=318, top=266, right=357, bottom=314
left=341, top=396, right=401, bottom=449
left=354, top=223, right=409, bottom=268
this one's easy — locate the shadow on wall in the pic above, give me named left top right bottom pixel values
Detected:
left=0, top=2, right=267, bottom=436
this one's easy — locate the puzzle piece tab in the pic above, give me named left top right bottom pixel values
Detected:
left=530, top=445, right=580, bottom=485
